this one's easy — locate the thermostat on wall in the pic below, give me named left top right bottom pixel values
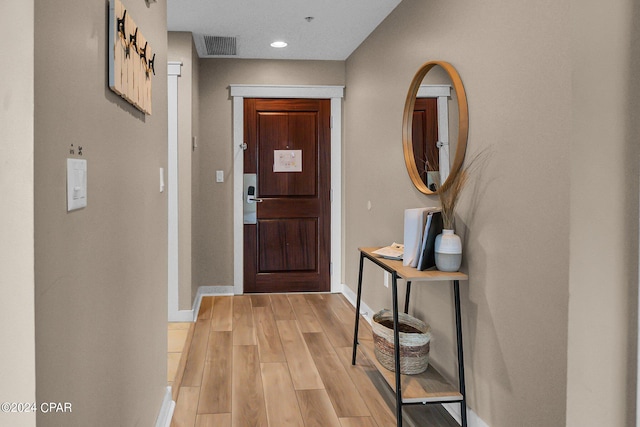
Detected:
left=67, top=159, right=87, bottom=211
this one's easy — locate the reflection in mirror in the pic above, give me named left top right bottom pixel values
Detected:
left=412, top=78, right=457, bottom=191
left=412, top=97, right=438, bottom=190
left=402, top=61, right=468, bottom=195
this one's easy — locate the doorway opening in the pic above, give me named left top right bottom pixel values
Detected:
left=230, top=85, right=344, bottom=295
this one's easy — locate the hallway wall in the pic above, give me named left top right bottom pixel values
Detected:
left=33, top=1, right=169, bottom=425
left=567, top=0, right=640, bottom=425
left=344, top=0, right=640, bottom=426
left=0, top=1, right=36, bottom=426
left=344, top=0, right=571, bottom=425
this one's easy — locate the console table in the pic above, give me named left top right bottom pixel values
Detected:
left=351, top=247, right=469, bottom=427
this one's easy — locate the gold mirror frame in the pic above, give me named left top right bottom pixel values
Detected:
left=402, top=60, right=469, bottom=194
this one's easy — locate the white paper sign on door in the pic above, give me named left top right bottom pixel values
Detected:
left=273, top=149, right=302, bottom=172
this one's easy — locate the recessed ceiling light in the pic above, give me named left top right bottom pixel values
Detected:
left=270, top=41, right=288, bottom=48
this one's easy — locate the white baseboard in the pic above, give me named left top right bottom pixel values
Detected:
left=442, top=402, right=490, bottom=427
left=197, top=285, right=235, bottom=296
left=340, top=283, right=374, bottom=325
left=339, top=283, right=489, bottom=427
left=155, top=386, right=175, bottom=427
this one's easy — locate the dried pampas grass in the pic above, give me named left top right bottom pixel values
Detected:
left=437, top=168, right=468, bottom=230
left=434, top=151, right=487, bottom=230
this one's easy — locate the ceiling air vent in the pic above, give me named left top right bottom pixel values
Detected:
left=204, top=35, right=237, bottom=56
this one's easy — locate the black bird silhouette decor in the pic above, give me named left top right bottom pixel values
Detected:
left=117, top=10, right=127, bottom=37
left=118, top=9, right=130, bottom=57
left=147, top=53, right=156, bottom=78
left=139, top=41, right=148, bottom=65
left=129, top=27, right=138, bottom=54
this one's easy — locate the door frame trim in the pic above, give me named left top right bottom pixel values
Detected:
left=167, top=61, right=194, bottom=321
left=230, top=85, right=345, bottom=294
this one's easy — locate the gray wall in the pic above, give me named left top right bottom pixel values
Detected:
left=194, top=59, right=345, bottom=288
left=344, top=0, right=571, bottom=426
left=34, top=0, right=168, bottom=425
left=567, top=0, right=640, bottom=425
left=0, top=1, right=36, bottom=426
left=344, top=0, right=639, bottom=426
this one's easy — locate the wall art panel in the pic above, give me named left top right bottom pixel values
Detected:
left=108, top=0, right=154, bottom=114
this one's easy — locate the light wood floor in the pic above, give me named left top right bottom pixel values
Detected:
left=169, top=293, right=459, bottom=427
left=168, top=322, right=192, bottom=386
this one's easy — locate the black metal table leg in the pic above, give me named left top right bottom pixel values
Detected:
left=403, top=281, right=412, bottom=314
left=453, top=280, right=467, bottom=427
left=352, top=249, right=467, bottom=427
left=352, top=252, right=365, bottom=365
left=392, top=271, right=403, bottom=427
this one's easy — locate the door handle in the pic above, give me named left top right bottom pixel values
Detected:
left=246, top=186, right=263, bottom=203
left=244, top=175, right=261, bottom=224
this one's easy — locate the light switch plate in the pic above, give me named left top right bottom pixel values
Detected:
left=216, top=170, right=224, bottom=183
left=67, top=158, right=87, bottom=211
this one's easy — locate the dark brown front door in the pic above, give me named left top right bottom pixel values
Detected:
left=412, top=98, right=439, bottom=187
left=244, top=98, right=331, bottom=293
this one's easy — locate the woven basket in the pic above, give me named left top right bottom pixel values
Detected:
left=372, top=309, right=431, bottom=375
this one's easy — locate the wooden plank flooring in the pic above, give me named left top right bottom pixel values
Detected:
left=170, top=293, right=459, bottom=427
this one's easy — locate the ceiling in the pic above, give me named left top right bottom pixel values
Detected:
left=167, top=0, right=402, bottom=60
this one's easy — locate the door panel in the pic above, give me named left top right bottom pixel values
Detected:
left=258, top=219, right=317, bottom=272
left=244, top=98, right=331, bottom=293
left=259, top=112, right=317, bottom=196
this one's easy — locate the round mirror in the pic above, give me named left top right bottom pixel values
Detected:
left=402, top=61, right=468, bottom=194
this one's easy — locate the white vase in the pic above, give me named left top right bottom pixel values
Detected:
left=434, top=229, right=462, bottom=272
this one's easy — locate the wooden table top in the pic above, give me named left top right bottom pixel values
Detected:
left=359, top=247, right=468, bottom=282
